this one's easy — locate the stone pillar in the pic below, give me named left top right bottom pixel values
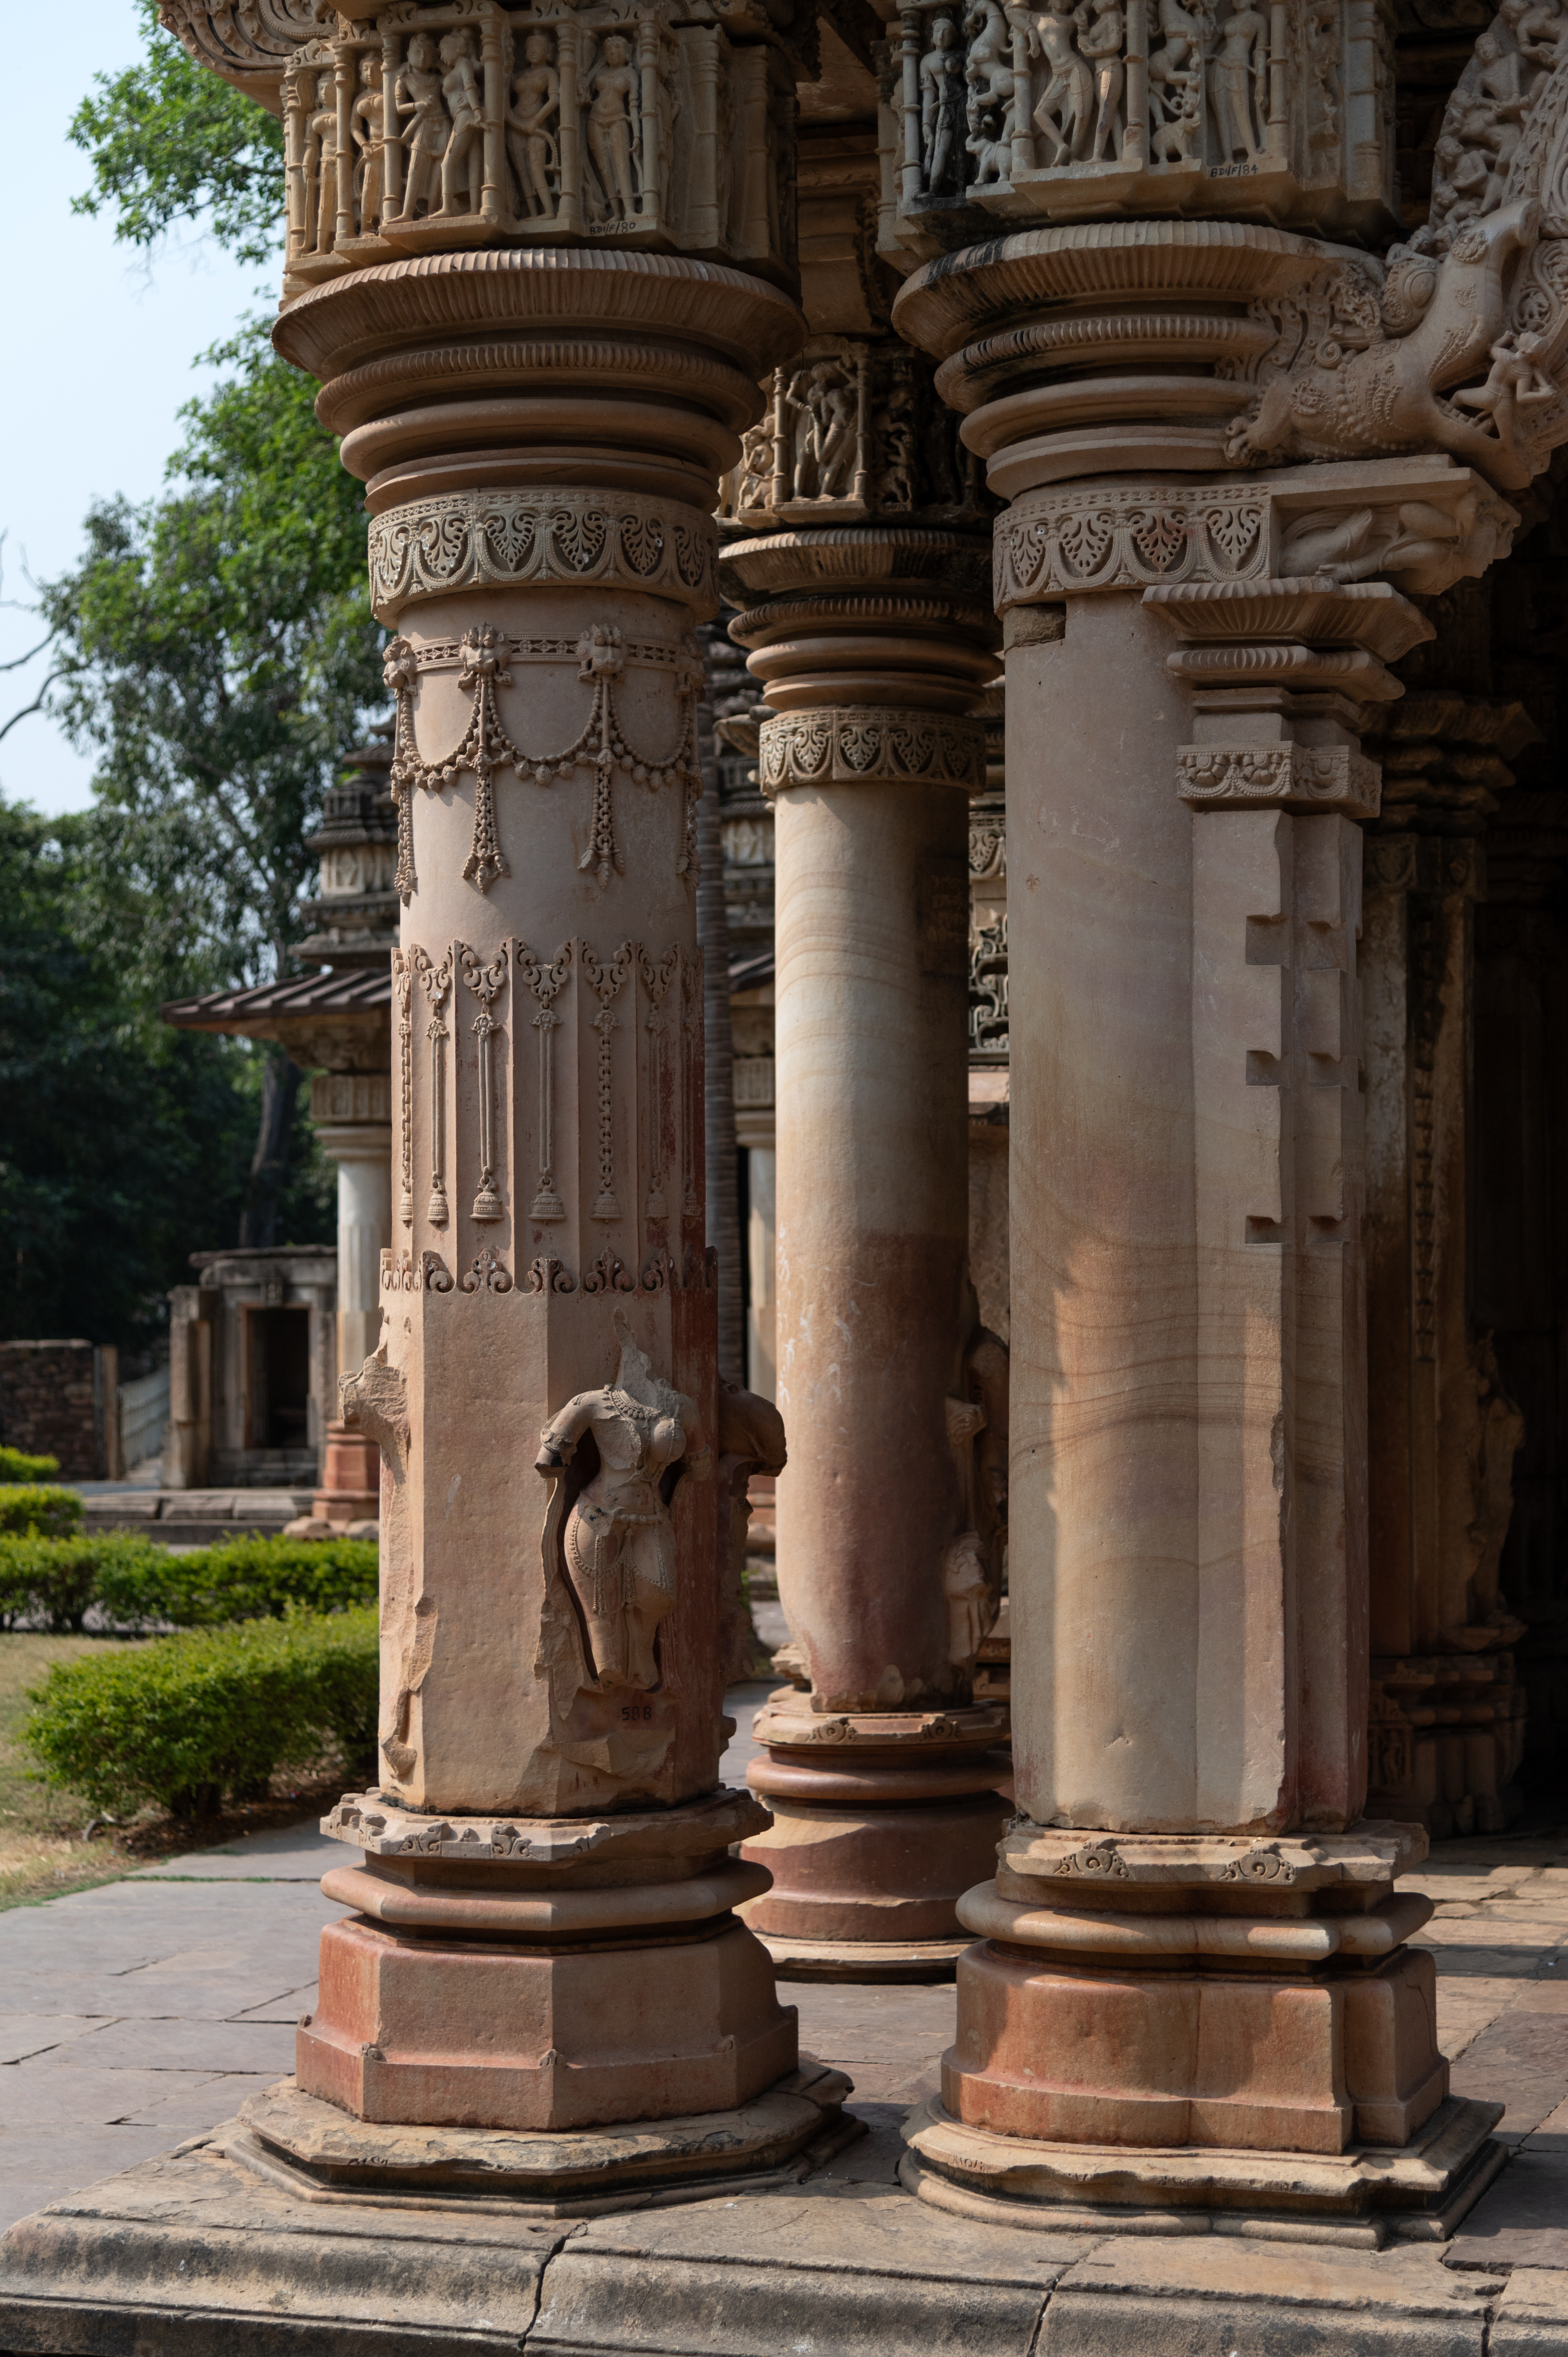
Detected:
left=720, top=127, right=1012, bottom=1979
left=309, top=1075, right=394, bottom=1525
left=162, top=0, right=858, bottom=2197
left=1360, top=673, right=1535, bottom=1836
left=883, top=15, right=1538, bottom=2204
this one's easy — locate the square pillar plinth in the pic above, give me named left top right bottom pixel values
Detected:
left=900, top=1824, right=1505, bottom=2238
left=299, top=1913, right=797, bottom=2132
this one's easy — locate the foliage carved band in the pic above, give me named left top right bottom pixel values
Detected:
left=759, top=709, right=985, bottom=793
left=996, top=485, right=1269, bottom=608
left=1178, top=743, right=1381, bottom=821
left=368, top=490, right=719, bottom=622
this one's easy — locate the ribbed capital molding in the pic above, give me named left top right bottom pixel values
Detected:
left=369, top=488, right=719, bottom=624
left=759, top=708, right=985, bottom=794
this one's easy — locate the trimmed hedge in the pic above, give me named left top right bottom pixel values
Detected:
left=0, top=1486, right=84, bottom=1539
left=0, top=1446, right=60, bottom=1482
left=95, top=1535, right=379, bottom=1630
left=0, top=1532, right=378, bottom=1633
left=22, top=1606, right=379, bottom=1818
left=0, top=1533, right=165, bottom=1633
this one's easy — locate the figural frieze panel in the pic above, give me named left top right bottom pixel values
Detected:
left=877, top=0, right=1398, bottom=260
left=720, top=338, right=993, bottom=528
left=276, top=0, right=800, bottom=299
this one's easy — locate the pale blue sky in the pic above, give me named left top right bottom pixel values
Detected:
left=1, top=1, right=269, bottom=814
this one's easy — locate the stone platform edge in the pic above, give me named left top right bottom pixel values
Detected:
left=2, top=2119, right=1568, bottom=2357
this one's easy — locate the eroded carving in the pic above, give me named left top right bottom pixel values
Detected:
left=535, top=1310, right=713, bottom=1690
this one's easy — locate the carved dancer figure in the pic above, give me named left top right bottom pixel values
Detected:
left=1453, top=330, right=1557, bottom=454
left=1074, top=0, right=1126, bottom=160
left=351, top=54, right=385, bottom=235
left=306, top=71, right=339, bottom=253
left=587, top=35, right=642, bottom=221
left=1211, top=0, right=1268, bottom=159
left=1148, top=0, right=1207, bottom=153
left=392, top=32, right=449, bottom=220
left=437, top=29, right=485, bottom=217
left=507, top=31, right=561, bottom=217
left=1029, top=3, right=1095, bottom=163
left=872, top=371, right=919, bottom=505
left=963, top=0, right=1017, bottom=134
left=920, top=16, right=968, bottom=192
left=537, top=1313, right=712, bottom=1691
left=1499, top=0, right=1567, bottom=73
left=943, top=1532, right=993, bottom=1674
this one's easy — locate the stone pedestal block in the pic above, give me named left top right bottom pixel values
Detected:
left=299, top=1912, right=796, bottom=2132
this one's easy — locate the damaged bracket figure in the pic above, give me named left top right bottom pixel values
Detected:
left=539, top=1311, right=713, bottom=1691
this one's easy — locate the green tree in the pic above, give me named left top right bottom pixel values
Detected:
left=0, top=797, right=330, bottom=1350
left=19, top=6, right=384, bottom=1253
left=69, top=0, right=284, bottom=268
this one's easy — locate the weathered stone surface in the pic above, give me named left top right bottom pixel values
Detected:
left=1038, top=2238, right=1494, bottom=2357
left=1492, top=2267, right=1568, bottom=2355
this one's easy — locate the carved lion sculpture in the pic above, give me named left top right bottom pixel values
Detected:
left=1226, top=200, right=1541, bottom=492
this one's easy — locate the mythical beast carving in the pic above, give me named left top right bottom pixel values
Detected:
left=1227, top=0, right=1568, bottom=495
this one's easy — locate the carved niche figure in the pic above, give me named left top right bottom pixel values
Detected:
left=872, top=369, right=919, bottom=505
left=438, top=29, right=486, bottom=217
left=507, top=30, right=561, bottom=217
left=1030, top=3, right=1095, bottom=164
left=306, top=70, right=339, bottom=253
left=351, top=53, right=385, bottom=235
left=1148, top=0, right=1208, bottom=161
left=784, top=359, right=857, bottom=497
left=1075, top=0, right=1127, bottom=161
left=392, top=32, right=450, bottom=220
left=1211, top=0, right=1268, bottom=160
left=536, top=1312, right=712, bottom=1691
left=921, top=16, right=968, bottom=193
left=964, top=0, right=1016, bottom=137
left=586, top=34, right=643, bottom=221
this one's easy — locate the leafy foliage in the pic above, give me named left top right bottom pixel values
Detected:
left=0, top=1488, right=85, bottom=1542
left=0, top=1448, right=60, bottom=1482
left=40, top=332, right=380, bottom=987
left=0, top=1534, right=163, bottom=1634
left=94, top=1534, right=380, bottom=1631
left=22, top=1607, right=380, bottom=1818
left=0, top=796, right=331, bottom=1346
left=68, top=0, right=285, bottom=271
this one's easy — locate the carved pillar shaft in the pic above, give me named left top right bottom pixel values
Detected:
left=155, top=0, right=851, bottom=2180
left=888, top=183, right=1515, bottom=2214
left=719, top=164, right=1013, bottom=1970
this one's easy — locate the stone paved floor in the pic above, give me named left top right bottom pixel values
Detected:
left=1, top=1688, right=1565, bottom=2270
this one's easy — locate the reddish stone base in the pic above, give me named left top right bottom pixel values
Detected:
left=945, top=1941, right=1448, bottom=2156
left=296, top=1914, right=798, bottom=2132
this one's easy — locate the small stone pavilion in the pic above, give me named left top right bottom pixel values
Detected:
left=6, top=0, right=1568, bottom=2341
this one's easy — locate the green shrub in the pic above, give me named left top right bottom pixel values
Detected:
left=0, top=1446, right=60, bottom=1483
left=22, top=1607, right=379, bottom=1818
left=0, top=1486, right=83, bottom=1539
left=0, top=1532, right=166, bottom=1633
left=95, top=1535, right=378, bottom=1630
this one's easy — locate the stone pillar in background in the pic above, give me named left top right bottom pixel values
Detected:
left=298, top=739, right=401, bottom=1529
left=1361, top=654, right=1536, bottom=1836
left=720, top=126, right=1011, bottom=1980
left=162, top=0, right=857, bottom=2194
left=883, top=0, right=1545, bottom=2202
